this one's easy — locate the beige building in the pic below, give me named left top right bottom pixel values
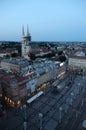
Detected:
left=69, top=56, right=86, bottom=73
left=57, top=65, right=66, bottom=78
left=69, top=51, right=86, bottom=73
left=37, top=72, right=49, bottom=87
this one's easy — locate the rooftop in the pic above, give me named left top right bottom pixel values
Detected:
left=70, top=55, right=86, bottom=60
left=2, top=57, right=29, bottom=67
left=70, top=50, right=86, bottom=59
left=2, top=73, right=25, bottom=87
left=74, top=51, right=85, bottom=56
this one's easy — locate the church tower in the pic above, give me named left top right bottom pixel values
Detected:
left=22, top=25, right=31, bottom=60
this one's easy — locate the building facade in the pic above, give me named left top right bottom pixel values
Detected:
left=2, top=74, right=27, bottom=106
left=1, top=58, right=31, bottom=74
left=0, top=57, right=66, bottom=106
left=69, top=56, right=86, bottom=73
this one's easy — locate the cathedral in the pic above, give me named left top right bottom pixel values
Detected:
left=22, top=25, right=31, bottom=60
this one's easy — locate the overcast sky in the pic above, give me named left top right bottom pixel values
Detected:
left=0, top=0, right=86, bottom=42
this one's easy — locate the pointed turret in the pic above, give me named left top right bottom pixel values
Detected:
left=27, top=25, right=31, bottom=41
left=22, top=25, right=25, bottom=36
left=27, top=24, right=30, bottom=36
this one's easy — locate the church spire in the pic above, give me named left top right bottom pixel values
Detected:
left=22, top=25, right=25, bottom=36
left=27, top=24, right=30, bottom=36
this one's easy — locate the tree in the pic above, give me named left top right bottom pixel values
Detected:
left=30, top=54, right=36, bottom=60
left=58, top=51, right=63, bottom=56
left=59, top=56, right=66, bottom=62
left=11, top=53, right=17, bottom=57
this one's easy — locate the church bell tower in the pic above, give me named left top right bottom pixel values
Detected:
left=22, top=25, right=31, bottom=59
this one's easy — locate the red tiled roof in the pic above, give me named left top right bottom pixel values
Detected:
left=16, top=76, right=24, bottom=81
left=2, top=75, right=11, bottom=82
left=3, top=74, right=25, bottom=83
left=70, top=56, right=86, bottom=59
left=40, top=48, right=49, bottom=52
left=28, top=50, right=40, bottom=54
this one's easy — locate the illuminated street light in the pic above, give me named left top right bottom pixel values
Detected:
left=23, top=104, right=28, bottom=130
left=23, top=121, right=27, bottom=130
left=39, top=113, right=43, bottom=130
left=59, top=107, right=63, bottom=123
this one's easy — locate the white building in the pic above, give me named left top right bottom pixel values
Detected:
left=69, top=51, right=86, bottom=73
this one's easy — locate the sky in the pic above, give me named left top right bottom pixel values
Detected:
left=0, top=0, right=86, bottom=42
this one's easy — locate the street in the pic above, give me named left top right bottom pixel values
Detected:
left=0, top=73, right=86, bottom=130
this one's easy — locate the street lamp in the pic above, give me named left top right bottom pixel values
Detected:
left=23, top=104, right=27, bottom=121
left=39, top=113, right=43, bottom=130
left=23, top=104, right=28, bottom=130
left=78, top=83, right=81, bottom=93
left=59, top=107, right=63, bottom=123
left=23, top=121, right=27, bottom=130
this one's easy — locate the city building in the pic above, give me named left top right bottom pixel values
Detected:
left=57, top=63, right=66, bottom=78
left=34, top=60, right=58, bottom=87
left=0, top=48, right=18, bottom=58
left=22, top=25, right=31, bottom=60
left=0, top=69, right=8, bottom=98
left=2, top=73, right=27, bottom=106
left=0, top=78, right=2, bottom=97
left=69, top=51, right=86, bottom=73
left=1, top=57, right=31, bottom=74
left=0, top=57, right=62, bottom=106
